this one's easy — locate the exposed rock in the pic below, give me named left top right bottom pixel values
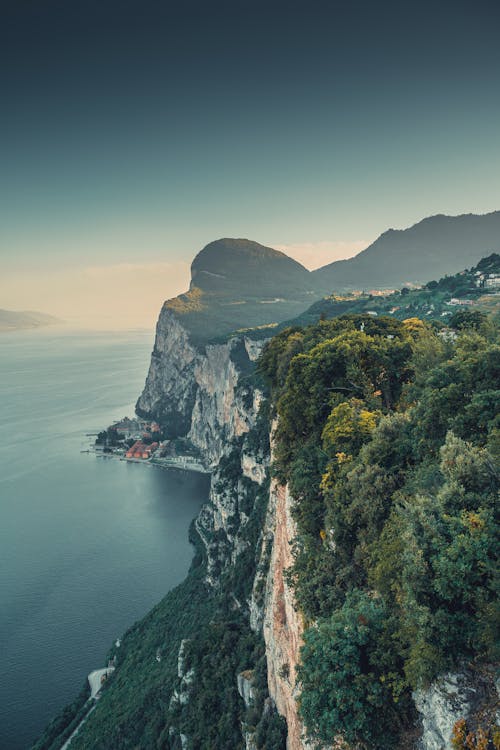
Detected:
left=237, top=670, right=255, bottom=708
left=248, top=486, right=276, bottom=633
left=137, top=304, right=264, bottom=466
left=414, top=671, right=488, bottom=750
left=169, top=640, right=195, bottom=710
left=245, top=338, right=265, bottom=363
left=136, top=307, right=198, bottom=437
left=188, top=338, right=262, bottom=466
left=263, top=480, right=312, bottom=750
left=177, top=639, right=189, bottom=679
left=242, top=451, right=267, bottom=485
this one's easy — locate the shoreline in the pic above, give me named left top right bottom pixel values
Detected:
left=90, top=445, right=210, bottom=475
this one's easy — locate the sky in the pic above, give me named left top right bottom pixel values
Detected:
left=1, top=0, right=500, bottom=327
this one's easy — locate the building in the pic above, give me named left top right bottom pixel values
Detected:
left=126, top=440, right=159, bottom=460
left=142, top=442, right=158, bottom=459
left=114, top=417, right=148, bottom=438
left=485, top=274, right=500, bottom=288
left=447, top=298, right=474, bottom=306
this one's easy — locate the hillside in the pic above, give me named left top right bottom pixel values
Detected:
left=312, top=211, right=500, bottom=291
left=282, top=253, right=500, bottom=329
left=156, top=214, right=500, bottom=345
left=0, top=309, right=61, bottom=332
left=259, top=313, right=499, bottom=749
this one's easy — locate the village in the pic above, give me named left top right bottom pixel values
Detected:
left=93, top=417, right=208, bottom=473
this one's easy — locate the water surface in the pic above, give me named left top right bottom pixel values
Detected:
left=0, top=329, right=209, bottom=749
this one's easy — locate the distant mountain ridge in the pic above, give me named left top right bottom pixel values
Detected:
left=313, top=210, right=500, bottom=291
left=155, top=211, right=500, bottom=344
left=0, top=309, right=61, bottom=332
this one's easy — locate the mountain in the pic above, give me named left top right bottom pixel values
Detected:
left=190, top=238, right=311, bottom=297
left=155, top=213, right=500, bottom=346
left=313, top=210, right=500, bottom=291
left=160, top=238, right=317, bottom=345
left=0, top=309, right=61, bottom=332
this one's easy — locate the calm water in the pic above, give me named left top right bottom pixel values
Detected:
left=0, top=329, right=209, bottom=750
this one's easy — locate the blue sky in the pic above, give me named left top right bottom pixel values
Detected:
left=1, top=0, right=499, bottom=325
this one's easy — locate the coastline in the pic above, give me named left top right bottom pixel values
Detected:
left=91, top=446, right=210, bottom=474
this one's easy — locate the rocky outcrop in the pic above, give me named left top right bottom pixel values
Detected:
left=262, top=481, right=310, bottom=750
left=238, top=670, right=258, bottom=750
left=414, top=669, right=500, bottom=750
left=169, top=639, right=195, bottom=708
left=137, top=306, right=264, bottom=466
left=195, top=436, right=268, bottom=586
left=187, top=338, right=262, bottom=466
left=238, top=670, right=256, bottom=708
left=136, top=307, right=198, bottom=437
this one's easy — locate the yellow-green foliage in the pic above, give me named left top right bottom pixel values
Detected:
left=322, top=398, right=380, bottom=460
left=165, top=286, right=207, bottom=314
left=452, top=718, right=499, bottom=750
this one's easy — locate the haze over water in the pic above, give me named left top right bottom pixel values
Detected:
left=0, top=329, right=209, bottom=750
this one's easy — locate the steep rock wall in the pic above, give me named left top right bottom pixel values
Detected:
left=136, top=306, right=198, bottom=437
left=138, top=310, right=307, bottom=744
left=262, top=480, right=311, bottom=750
left=137, top=305, right=263, bottom=466
left=414, top=669, right=500, bottom=750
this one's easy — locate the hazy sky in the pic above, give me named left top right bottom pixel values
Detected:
left=2, top=0, right=500, bottom=327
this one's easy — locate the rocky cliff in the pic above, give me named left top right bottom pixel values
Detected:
left=261, top=480, right=311, bottom=750
left=137, top=304, right=263, bottom=463
left=137, top=305, right=499, bottom=750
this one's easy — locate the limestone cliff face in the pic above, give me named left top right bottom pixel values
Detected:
left=137, top=305, right=270, bottom=587
left=188, top=339, right=262, bottom=466
left=196, top=436, right=269, bottom=587
left=261, top=480, right=311, bottom=750
left=137, top=308, right=309, bottom=746
left=136, top=306, right=198, bottom=437
left=414, top=669, right=500, bottom=750
left=137, top=305, right=263, bottom=466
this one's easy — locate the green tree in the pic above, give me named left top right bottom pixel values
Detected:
left=298, top=591, right=397, bottom=748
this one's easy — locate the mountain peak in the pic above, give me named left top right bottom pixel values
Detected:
left=313, top=210, right=500, bottom=290
left=190, top=238, right=309, bottom=295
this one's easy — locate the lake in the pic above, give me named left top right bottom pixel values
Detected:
left=0, top=328, right=209, bottom=750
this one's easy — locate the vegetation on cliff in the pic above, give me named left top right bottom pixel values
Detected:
left=289, top=253, right=500, bottom=330
left=260, top=312, right=499, bottom=748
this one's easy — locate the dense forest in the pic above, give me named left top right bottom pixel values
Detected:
left=259, top=311, right=499, bottom=749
